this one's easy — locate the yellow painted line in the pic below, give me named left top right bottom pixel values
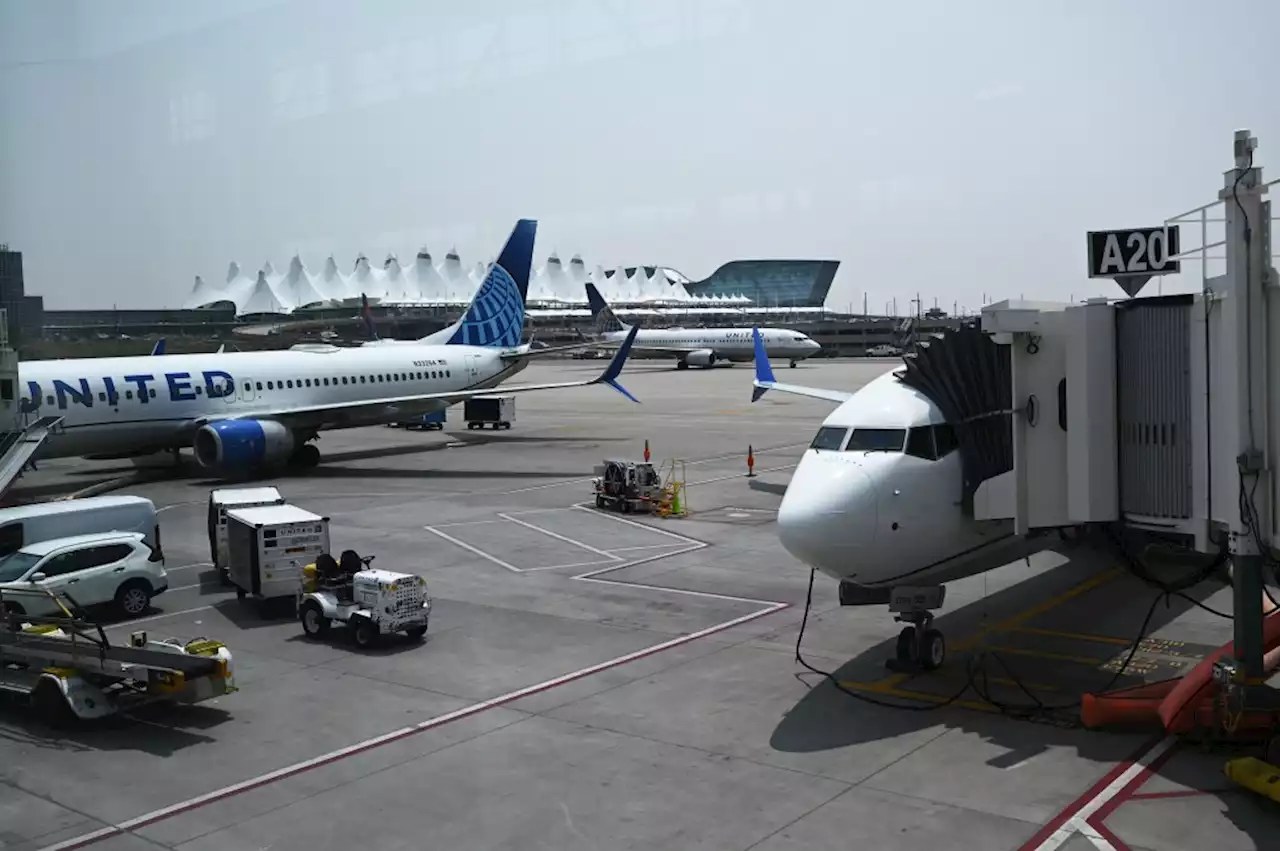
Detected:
left=1007, top=626, right=1133, bottom=646
left=838, top=679, right=998, bottom=714
left=989, top=645, right=1107, bottom=667
left=871, top=567, right=1124, bottom=689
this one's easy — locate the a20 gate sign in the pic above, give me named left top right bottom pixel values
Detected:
left=1086, top=226, right=1181, bottom=279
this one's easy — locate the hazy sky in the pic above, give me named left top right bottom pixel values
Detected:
left=2, top=0, right=1278, bottom=312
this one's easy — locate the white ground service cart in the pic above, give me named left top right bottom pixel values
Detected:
left=225, top=504, right=329, bottom=613
left=464, top=395, right=515, bottom=430
left=297, top=551, right=431, bottom=648
left=208, top=487, right=285, bottom=585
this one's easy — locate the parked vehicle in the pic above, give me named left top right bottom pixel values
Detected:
left=0, top=531, right=167, bottom=619
left=0, top=496, right=161, bottom=561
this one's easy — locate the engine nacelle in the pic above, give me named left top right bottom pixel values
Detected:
left=193, top=419, right=295, bottom=472
left=683, top=349, right=717, bottom=367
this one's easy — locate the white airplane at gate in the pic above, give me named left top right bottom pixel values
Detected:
left=13, top=220, right=640, bottom=478
left=748, top=328, right=1041, bottom=671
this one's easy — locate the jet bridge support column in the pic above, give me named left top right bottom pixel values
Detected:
left=1222, top=130, right=1274, bottom=684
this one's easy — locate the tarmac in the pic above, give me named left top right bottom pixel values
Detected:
left=0, top=359, right=1274, bottom=851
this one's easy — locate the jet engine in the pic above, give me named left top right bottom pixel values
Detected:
left=193, top=419, right=295, bottom=472
left=683, top=349, right=717, bottom=367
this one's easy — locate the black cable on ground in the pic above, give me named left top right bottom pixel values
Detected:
left=795, top=529, right=1236, bottom=725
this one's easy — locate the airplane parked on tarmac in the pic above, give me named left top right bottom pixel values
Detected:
left=585, top=282, right=820, bottom=369
left=14, top=220, right=640, bottom=478
left=748, top=327, right=1040, bottom=672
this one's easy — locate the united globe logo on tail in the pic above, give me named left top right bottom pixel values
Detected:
left=447, top=219, right=536, bottom=349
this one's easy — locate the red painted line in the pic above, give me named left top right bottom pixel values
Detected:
left=1127, top=789, right=1213, bottom=801
left=1014, top=735, right=1165, bottom=851
left=1092, top=818, right=1129, bottom=850
left=39, top=600, right=788, bottom=851
left=1082, top=739, right=1180, bottom=851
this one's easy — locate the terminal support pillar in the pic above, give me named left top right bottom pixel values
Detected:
left=1223, top=129, right=1272, bottom=681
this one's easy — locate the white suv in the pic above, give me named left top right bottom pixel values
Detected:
left=0, top=531, right=168, bottom=619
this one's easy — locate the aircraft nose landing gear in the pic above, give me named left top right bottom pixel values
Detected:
left=885, top=585, right=947, bottom=673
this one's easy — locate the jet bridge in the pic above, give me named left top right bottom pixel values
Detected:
left=974, top=129, right=1280, bottom=718
left=0, top=308, right=61, bottom=502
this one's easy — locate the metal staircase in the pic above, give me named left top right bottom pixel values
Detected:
left=0, top=307, right=60, bottom=502
left=0, top=415, right=63, bottom=501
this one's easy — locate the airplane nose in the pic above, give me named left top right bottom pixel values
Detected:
left=777, top=453, right=877, bottom=573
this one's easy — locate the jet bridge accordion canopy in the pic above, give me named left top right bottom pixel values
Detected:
left=895, top=325, right=1014, bottom=510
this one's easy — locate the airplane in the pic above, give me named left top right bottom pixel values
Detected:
left=585, top=282, right=820, bottom=370
left=14, top=219, right=640, bottom=478
left=748, top=327, right=1042, bottom=672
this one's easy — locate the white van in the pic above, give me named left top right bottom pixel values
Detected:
left=0, top=495, right=162, bottom=562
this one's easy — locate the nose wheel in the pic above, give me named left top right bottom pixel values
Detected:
left=888, top=612, right=946, bottom=672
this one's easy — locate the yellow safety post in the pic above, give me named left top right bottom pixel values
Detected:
left=1224, top=757, right=1280, bottom=804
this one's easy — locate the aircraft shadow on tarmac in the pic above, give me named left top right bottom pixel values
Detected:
left=766, top=559, right=1278, bottom=847
left=769, top=553, right=1234, bottom=768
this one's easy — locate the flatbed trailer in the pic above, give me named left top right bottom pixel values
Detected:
left=0, top=587, right=236, bottom=724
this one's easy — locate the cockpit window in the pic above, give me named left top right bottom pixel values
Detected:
left=905, top=424, right=960, bottom=461
left=845, top=428, right=906, bottom=452
left=810, top=426, right=848, bottom=451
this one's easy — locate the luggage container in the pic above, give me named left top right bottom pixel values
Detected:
left=405, top=409, right=446, bottom=431
left=225, top=504, right=329, bottom=611
left=464, top=395, right=514, bottom=430
left=207, top=487, right=285, bottom=584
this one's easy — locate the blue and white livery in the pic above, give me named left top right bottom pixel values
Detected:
left=585, top=282, right=820, bottom=370
left=15, top=220, right=640, bottom=478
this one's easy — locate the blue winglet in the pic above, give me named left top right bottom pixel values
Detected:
left=151, top=338, right=166, bottom=355
left=595, top=325, right=640, bottom=403
left=751, top=327, right=775, bottom=403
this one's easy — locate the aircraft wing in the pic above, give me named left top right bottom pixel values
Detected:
left=194, top=326, right=640, bottom=429
left=749, top=328, right=852, bottom=404
left=498, top=340, right=610, bottom=360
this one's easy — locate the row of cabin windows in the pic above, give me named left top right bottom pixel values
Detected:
left=809, top=424, right=959, bottom=462
left=254, top=369, right=451, bottom=393
left=22, top=368, right=453, bottom=407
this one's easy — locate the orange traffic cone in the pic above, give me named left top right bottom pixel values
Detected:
left=747, top=445, right=755, bottom=477
left=644, top=439, right=650, bottom=462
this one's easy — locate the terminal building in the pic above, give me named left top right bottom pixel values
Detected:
left=13, top=240, right=963, bottom=358
left=0, top=246, right=46, bottom=349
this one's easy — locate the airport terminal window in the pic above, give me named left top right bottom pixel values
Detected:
left=845, top=428, right=906, bottom=452
left=810, top=426, right=848, bottom=451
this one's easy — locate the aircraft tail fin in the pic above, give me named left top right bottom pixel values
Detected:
left=444, top=219, right=536, bottom=348
left=361, top=293, right=378, bottom=341
left=585, top=282, right=628, bottom=334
